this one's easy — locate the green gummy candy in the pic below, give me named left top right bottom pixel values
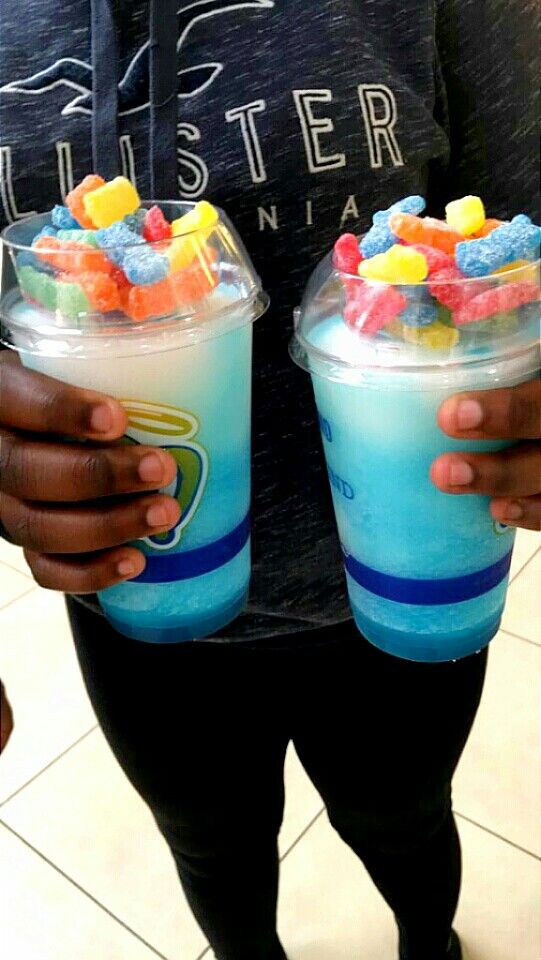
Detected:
left=475, top=310, right=519, bottom=335
left=18, top=265, right=58, bottom=311
left=56, top=229, right=99, bottom=247
left=436, top=304, right=454, bottom=327
left=55, top=279, right=91, bottom=320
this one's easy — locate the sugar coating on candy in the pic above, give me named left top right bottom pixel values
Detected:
left=95, top=222, right=144, bottom=266
left=57, top=229, right=99, bottom=247
left=33, top=236, right=114, bottom=275
left=143, top=205, right=172, bottom=242
left=344, top=284, right=407, bottom=335
left=445, top=196, right=485, bottom=236
left=399, top=298, right=438, bottom=328
left=16, top=249, right=55, bottom=274
left=359, top=223, right=396, bottom=259
left=428, top=265, right=486, bottom=311
left=51, top=205, right=81, bottom=230
left=402, top=320, right=459, bottom=350
left=18, top=265, right=58, bottom=311
left=72, top=271, right=121, bottom=312
left=456, top=220, right=541, bottom=277
left=472, top=218, right=504, bottom=239
left=121, top=277, right=176, bottom=322
left=390, top=214, right=464, bottom=254
left=83, top=176, right=141, bottom=229
left=123, top=209, right=147, bottom=234
left=372, top=195, right=426, bottom=225
left=333, top=234, right=362, bottom=273
left=452, top=281, right=540, bottom=325
left=358, top=245, right=428, bottom=284
left=410, top=244, right=453, bottom=275
left=55, top=278, right=92, bottom=320
left=122, top=247, right=170, bottom=286
left=66, top=174, right=105, bottom=228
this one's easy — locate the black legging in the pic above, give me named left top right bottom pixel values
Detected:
left=68, top=597, right=487, bottom=960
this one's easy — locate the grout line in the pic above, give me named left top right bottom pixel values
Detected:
left=0, top=819, right=173, bottom=960
left=454, top=811, right=541, bottom=862
left=194, top=947, right=212, bottom=960
left=509, top=545, right=540, bottom=584
left=0, top=556, right=33, bottom=581
left=0, top=725, right=99, bottom=809
left=279, top=806, right=326, bottom=862
left=0, top=585, right=36, bottom=614
left=500, top=628, right=541, bottom=651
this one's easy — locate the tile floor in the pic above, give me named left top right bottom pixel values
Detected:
left=0, top=531, right=539, bottom=960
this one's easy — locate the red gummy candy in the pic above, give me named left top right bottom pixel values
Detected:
left=110, top=265, right=131, bottom=290
left=75, top=271, right=121, bottom=312
left=453, top=281, right=540, bottom=325
left=410, top=244, right=453, bottom=275
left=143, top=205, right=172, bottom=242
left=66, top=174, right=105, bottom=229
left=429, top=265, right=486, bottom=311
left=390, top=214, right=464, bottom=255
left=344, top=283, right=407, bottom=335
left=333, top=234, right=362, bottom=274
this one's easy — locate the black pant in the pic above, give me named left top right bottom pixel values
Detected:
left=68, top=598, right=488, bottom=960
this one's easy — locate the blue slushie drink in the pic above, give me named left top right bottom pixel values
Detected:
left=1, top=196, right=267, bottom=643
left=291, top=196, right=540, bottom=662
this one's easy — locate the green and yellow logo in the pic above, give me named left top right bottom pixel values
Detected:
left=122, top=400, right=208, bottom=551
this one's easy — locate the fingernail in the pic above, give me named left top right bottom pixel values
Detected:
left=90, top=404, right=114, bottom=433
left=146, top=504, right=173, bottom=527
left=117, top=559, right=137, bottom=578
left=456, top=400, right=484, bottom=430
left=450, top=461, right=475, bottom=485
left=503, top=501, right=524, bottom=520
left=138, top=453, right=165, bottom=484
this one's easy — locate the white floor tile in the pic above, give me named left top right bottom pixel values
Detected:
left=509, top=530, right=540, bottom=582
left=0, top=589, right=96, bottom=804
left=0, top=538, right=33, bottom=578
left=0, top=823, right=170, bottom=960
left=0, top=731, right=324, bottom=960
left=0, top=561, right=34, bottom=610
left=501, top=550, right=541, bottom=645
left=454, top=631, right=541, bottom=856
left=276, top=812, right=540, bottom=960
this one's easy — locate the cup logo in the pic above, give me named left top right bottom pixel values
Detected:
left=121, top=400, right=208, bottom=551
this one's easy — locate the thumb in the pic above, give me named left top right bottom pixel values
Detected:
left=0, top=681, right=14, bottom=753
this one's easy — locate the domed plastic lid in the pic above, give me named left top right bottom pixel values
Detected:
left=291, top=244, right=540, bottom=389
left=1, top=201, right=268, bottom=358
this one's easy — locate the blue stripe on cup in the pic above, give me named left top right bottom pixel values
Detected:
left=133, top=513, right=250, bottom=583
left=342, top=547, right=513, bottom=605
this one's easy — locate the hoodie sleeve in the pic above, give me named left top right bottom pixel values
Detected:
left=432, top=0, right=540, bottom=221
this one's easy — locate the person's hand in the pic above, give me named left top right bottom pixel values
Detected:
left=431, top=379, right=541, bottom=531
left=0, top=681, right=13, bottom=754
left=0, top=353, right=180, bottom=592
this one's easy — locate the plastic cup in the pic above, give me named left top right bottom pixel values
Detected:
left=1, top=202, right=268, bottom=643
left=291, top=248, right=540, bottom=662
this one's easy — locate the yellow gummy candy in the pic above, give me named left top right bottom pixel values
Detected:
left=168, top=201, right=219, bottom=272
left=492, top=260, right=540, bottom=284
left=402, top=320, right=459, bottom=350
left=83, top=176, right=140, bottom=228
left=358, top=245, right=428, bottom=284
left=445, top=196, right=485, bottom=237
left=171, top=201, right=218, bottom=237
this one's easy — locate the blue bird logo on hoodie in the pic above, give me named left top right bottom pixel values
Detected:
left=0, top=1, right=275, bottom=117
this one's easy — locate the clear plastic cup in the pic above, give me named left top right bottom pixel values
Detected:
left=1, top=202, right=268, bottom=643
left=291, top=247, right=540, bottom=662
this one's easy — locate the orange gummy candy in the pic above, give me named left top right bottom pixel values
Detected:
left=122, top=277, right=177, bottom=322
left=34, top=236, right=114, bottom=276
left=66, top=174, right=105, bottom=228
left=471, top=218, right=504, bottom=239
left=390, top=214, right=464, bottom=255
left=75, top=271, right=121, bottom=312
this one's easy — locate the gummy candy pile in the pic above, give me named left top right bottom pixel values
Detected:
left=333, top=195, right=541, bottom=350
left=15, top=175, right=219, bottom=323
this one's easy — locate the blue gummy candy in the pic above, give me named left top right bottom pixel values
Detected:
left=456, top=220, right=541, bottom=277
left=400, top=297, right=438, bottom=327
left=122, top=248, right=170, bottom=285
left=31, top=225, right=57, bottom=245
left=511, top=214, right=532, bottom=226
left=360, top=223, right=397, bottom=258
left=16, top=250, right=55, bottom=274
left=123, top=209, right=147, bottom=234
left=373, top=195, right=426, bottom=226
left=96, top=222, right=144, bottom=266
left=51, top=205, right=81, bottom=229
